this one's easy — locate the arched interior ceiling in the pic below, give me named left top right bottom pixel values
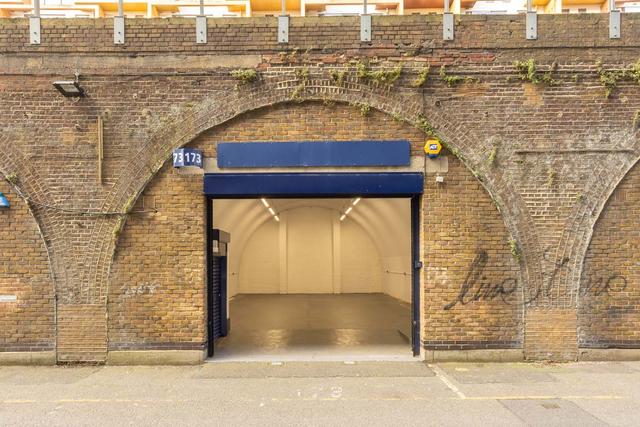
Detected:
left=213, top=197, right=411, bottom=287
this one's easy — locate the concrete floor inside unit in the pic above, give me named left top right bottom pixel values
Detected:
left=212, top=293, right=414, bottom=362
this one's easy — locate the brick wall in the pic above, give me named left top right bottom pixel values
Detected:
left=0, top=14, right=639, bottom=361
left=108, top=165, right=205, bottom=351
left=108, top=103, right=519, bottom=351
left=0, top=182, right=54, bottom=353
left=0, top=15, right=638, bottom=58
left=423, top=153, right=523, bottom=351
left=578, top=162, right=640, bottom=350
left=525, top=308, right=577, bottom=361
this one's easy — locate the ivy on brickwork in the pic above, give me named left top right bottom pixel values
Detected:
left=113, top=216, right=125, bottom=241
left=595, top=59, right=640, bottom=99
left=415, top=114, right=437, bottom=137
left=439, top=66, right=478, bottom=87
left=513, top=59, right=558, bottom=85
left=546, top=169, right=556, bottom=188
left=415, top=114, right=466, bottom=162
left=350, top=102, right=371, bottom=116
left=330, top=70, right=346, bottom=86
left=230, top=69, right=258, bottom=84
left=509, top=239, right=522, bottom=263
left=487, top=140, right=500, bottom=167
left=5, top=172, right=18, bottom=185
left=322, top=97, right=336, bottom=107
left=295, top=67, right=310, bottom=81
left=290, top=66, right=312, bottom=102
left=354, top=60, right=403, bottom=85
left=411, top=65, right=431, bottom=88
left=291, top=84, right=304, bottom=103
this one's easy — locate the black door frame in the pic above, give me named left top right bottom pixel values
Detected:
left=204, top=173, right=423, bottom=357
left=205, top=199, right=230, bottom=357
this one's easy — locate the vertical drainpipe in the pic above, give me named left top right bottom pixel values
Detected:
left=609, top=0, right=620, bottom=38
left=114, top=0, right=125, bottom=44
left=360, top=0, right=371, bottom=41
left=278, top=0, right=289, bottom=43
left=442, top=0, right=453, bottom=41
left=29, top=0, right=41, bottom=44
left=196, top=0, right=207, bottom=43
left=526, top=0, right=537, bottom=40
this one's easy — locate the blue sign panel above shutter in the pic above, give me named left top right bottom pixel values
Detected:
left=217, top=140, right=410, bottom=168
left=204, top=173, right=424, bottom=197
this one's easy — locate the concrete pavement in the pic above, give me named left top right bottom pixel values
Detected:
left=1, top=361, right=639, bottom=426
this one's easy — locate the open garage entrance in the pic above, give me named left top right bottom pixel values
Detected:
left=204, top=173, right=423, bottom=361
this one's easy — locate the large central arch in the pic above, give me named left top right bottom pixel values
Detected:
left=104, top=69, right=539, bottom=311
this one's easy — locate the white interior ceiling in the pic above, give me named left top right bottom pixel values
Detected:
left=213, top=198, right=412, bottom=303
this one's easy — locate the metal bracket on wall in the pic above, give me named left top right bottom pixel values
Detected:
left=278, top=16, right=289, bottom=43
left=196, top=16, right=207, bottom=44
left=526, top=11, right=537, bottom=40
left=443, top=13, right=454, bottom=41
left=114, top=16, right=125, bottom=45
left=29, top=17, right=41, bottom=45
left=609, top=10, right=621, bottom=39
left=360, top=14, right=372, bottom=42
left=97, top=116, right=104, bottom=184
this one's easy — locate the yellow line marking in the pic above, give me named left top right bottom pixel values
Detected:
left=463, top=395, right=625, bottom=400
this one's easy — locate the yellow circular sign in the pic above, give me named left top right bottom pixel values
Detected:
left=424, top=139, right=442, bottom=158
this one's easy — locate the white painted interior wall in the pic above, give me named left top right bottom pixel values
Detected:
left=285, top=207, right=334, bottom=294
left=213, top=198, right=411, bottom=303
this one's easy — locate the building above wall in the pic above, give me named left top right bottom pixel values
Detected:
left=4, top=0, right=635, bottom=18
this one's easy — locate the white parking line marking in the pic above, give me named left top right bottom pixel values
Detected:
left=429, top=364, right=466, bottom=399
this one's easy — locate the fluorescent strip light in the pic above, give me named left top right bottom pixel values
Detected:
left=345, top=207, right=353, bottom=214
left=268, top=207, right=275, bottom=215
left=261, top=198, right=269, bottom=208
left=274, top=215, right=280, bottom=222
left=340, top=214, right=346, bottom=221
left=353, top=197, right=361, bottom=205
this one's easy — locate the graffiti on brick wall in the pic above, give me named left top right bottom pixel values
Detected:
left=580, top=274, right=627, bottom=297
left=443, top=250, right=627, bottom=310
left=123, top=282, right=159, bottom=298
left=443, top=250, right=518, bottom=310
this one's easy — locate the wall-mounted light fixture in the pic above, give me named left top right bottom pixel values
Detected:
left=0, top=192, right=10, bottom=208
left=53, top=74, right=85, bottom=97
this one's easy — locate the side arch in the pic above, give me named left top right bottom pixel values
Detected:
left=0, top=160, right=56, bottom=358
left=578, top=156, right=640, bottom=350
